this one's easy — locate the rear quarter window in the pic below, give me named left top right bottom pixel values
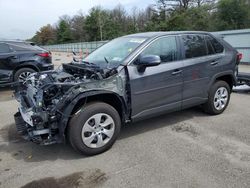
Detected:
left=182, top=35, right=207, bottom=58
left=206, top=36, right=224, bottom=53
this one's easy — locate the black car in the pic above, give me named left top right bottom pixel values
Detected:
left=0, top=41, right=54, bottom=85
left=14, top=31, right=239, bottom=155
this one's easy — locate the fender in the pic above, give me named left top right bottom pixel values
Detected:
left=57, top=89, right=128, bottom=142
left=15, top=61, right=40, bottom=71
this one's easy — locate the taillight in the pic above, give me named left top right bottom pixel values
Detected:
left=37, top=52, right=51, bottom=58
left=237, top=53, right=242, bottom=61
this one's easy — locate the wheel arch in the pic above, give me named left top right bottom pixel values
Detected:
left=71, top=92, right=128, bottom=121
left=13, top=64, right=39, bottom=81
left=209, top=71, right=236, bottom=91
left=215, top=75, right=234, bottom=90
left=59, top=91, right=129, bottom=142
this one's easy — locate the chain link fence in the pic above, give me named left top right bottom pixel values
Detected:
left=42, top=41, right=108, bottom=53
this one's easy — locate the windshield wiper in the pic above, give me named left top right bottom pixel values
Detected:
left=104, top=57, right=109, bottom=64
left=104, top=57, right=110, bottom=69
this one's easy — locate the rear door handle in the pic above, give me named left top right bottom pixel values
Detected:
left=210, top=60, right=219, bottom=66
left=172, top=69, right=182, bottom=75
left=9, top=55, right=18, bottom=59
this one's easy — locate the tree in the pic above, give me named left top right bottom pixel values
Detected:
left=171, top=6, right=213, bottom=30
left=71, top=11, right=87, bottom=42
left=157, top=0, right=193, bottom=10
left=30, top=0, right=250, bottom=44
left=195, top=0, right=216, bottom=7
left=110, top=4, right=127, bottom=35
left=57, top=17, right=72, bottom=43
left=31, top=24, right=56, bottom=45
left=215, top=0, right=249, bottom=30
left=85, top=7, right=106, bottom=41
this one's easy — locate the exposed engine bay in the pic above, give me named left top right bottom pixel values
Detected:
left=59, top=63, right=118, bottom=81
left=35, top=62, right=118, bottom=84
left=14, top=62, right=127, bottom=145
left=19, top=63, right=119, bottom=107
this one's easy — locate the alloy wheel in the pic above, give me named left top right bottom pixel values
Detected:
left=18, top=71, right=32, bottom=82
left=81, top=113, right=115, bottom=148
left=213, top=87, right=228, bottom=111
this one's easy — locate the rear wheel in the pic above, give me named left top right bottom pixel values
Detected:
left=203, top=81, right=231, bottom=115
left=14, top=68, right=36, bottom=82
left=68, top=102, right=121, bottom=155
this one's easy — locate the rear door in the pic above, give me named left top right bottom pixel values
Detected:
left=128, top=35, right=183, bottom=120
left=0, top=43, right=17, bottom=84
left=180, top=34, right=224, bottom=109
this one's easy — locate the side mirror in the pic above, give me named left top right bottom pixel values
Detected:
left=135, top=55, right=161, bottom=72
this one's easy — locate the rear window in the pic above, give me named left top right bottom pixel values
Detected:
left=0, top=43, right=11, bottom=53
left=7, top=42, right=45, bottom=52
left=182, top=35, right=207, bottom=58
left=205, top=35, right=224, bottom=54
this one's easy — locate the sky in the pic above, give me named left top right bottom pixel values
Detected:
left=0, top=0, right=155, bottom=40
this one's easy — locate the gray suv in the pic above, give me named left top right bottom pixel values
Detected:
left=14, top=31, right=239, bottom=155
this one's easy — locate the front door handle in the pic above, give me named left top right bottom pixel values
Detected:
left=172, top=69, right=182, bottom=75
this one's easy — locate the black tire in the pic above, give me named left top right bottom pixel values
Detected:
left=203, top=81, right=231, bottom=115
left=14, top=68, right=36, bottom=82
left=68, top=102, right=121, bottom=155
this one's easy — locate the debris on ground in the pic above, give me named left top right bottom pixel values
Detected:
left=172, top=123, right=199, bottom=137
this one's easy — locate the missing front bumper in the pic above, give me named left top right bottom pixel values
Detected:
left=14, top=111, right=58, bottom=145
left=14, top=112, right=28, bottom=136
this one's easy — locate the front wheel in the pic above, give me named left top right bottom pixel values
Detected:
left=68, top=102, right=121, bottom=155
left=203, top=81, right=231, bottom=115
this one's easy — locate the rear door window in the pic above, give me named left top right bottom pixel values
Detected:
left=0, top=43, right=11, bottom=53
left=182, top=35, right=207, bottom=58
left=141, top=36, right=178, bottom=62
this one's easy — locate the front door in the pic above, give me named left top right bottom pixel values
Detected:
left=127, top=36, right=183, bottom=121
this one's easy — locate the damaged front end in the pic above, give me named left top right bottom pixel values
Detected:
left=14, top=62, right=128, bottom=145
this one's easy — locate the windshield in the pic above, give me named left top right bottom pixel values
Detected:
left=84, top=37, right=147, bottom=68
